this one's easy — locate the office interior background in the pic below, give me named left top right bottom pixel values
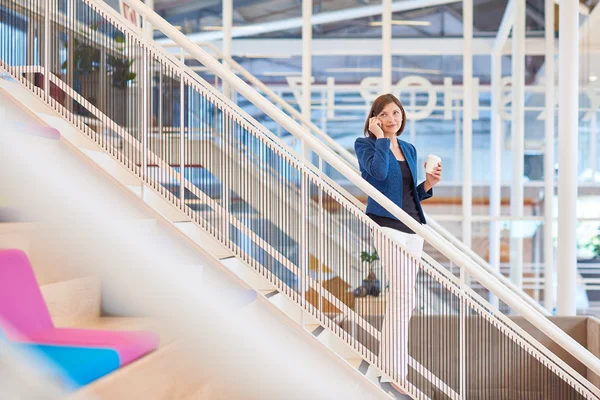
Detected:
left=2, top=0, right=600, bottom=398
left=143, top=0, right=600, bottom=314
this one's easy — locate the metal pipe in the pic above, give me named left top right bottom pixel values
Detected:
left=222, top=0, right=232, bottom=99
left=302, top=0, right=312, bottom=159
left=381, top=0, right=392, bottom=94
left=591, top=111, right=597, bottom=182
left=557, top=0, right=579, bottom=316
left=489, top=52, right=502, bottom=309
left=462, top=0, right=473, bottom=249
left=510, top=0, right=525, bottom=290
left=43, top=0, right=50, bottom=99
left=180, top=50, right=185, bottom=202
left=543, top=0, right=556, bottom=313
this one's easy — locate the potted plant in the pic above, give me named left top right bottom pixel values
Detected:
left=354, top=249, right=381, bottom=298
left=587, top=233, right=600, bottom=260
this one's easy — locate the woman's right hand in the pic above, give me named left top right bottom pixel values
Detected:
left=368, top=117, right=384, bottom=138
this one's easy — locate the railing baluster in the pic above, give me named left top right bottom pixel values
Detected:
left=460, top=267, right=467, bottom=399
left=43, top=0, right=50, bottom=101
left=141, top=44, right=148, bottom=183
left=179, top=49, right=185, bottom=205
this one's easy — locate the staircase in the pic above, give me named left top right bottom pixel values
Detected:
left=0, top=222, right=207, bottom=398
left=0, top=89, right=393, bottom=398
left=1, top=0, right=600, bottom=398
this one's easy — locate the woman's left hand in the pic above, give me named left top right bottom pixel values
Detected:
left=424, top=162, right=442, bottom=189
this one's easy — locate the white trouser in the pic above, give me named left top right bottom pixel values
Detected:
left=375, top=227, right=424, bottom=382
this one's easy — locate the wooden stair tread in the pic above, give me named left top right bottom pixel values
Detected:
left=73, top=317, right=174, bottom=348
left=68, top=317, right=207, bottom=400
left=40, top=276, right=102, bottom=327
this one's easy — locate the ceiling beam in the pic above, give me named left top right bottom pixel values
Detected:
left=156, top=0, right=460, bottom=44
left=179, top=37, right=577, bottom=56
left=553, top=0, right=590, bottom=16
left=493, top=0, right=515, bottom=53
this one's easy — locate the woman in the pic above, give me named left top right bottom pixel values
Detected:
left=354, top=94, right=442, bottom=391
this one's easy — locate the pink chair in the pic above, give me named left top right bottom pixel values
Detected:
left=0, top=249, right=159, bottom=367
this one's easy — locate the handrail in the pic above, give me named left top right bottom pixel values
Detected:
left=424, top=216, right=551, bottom=316
left=175, top=41, right=360, bottom=171
left=171, top=40, right=551, bottom=317
left=119, top=0, right=600, bottom=377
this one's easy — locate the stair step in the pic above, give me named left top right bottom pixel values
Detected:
left=142, top=187, right=190, bottom=223
left=67, top=318, right=209, bottom=400
left=304, top=324, right=321, bottom=334
left=54, top=116, right=102, bottom=151
left=0, top=223, right=92, bottom=285
left=79, top=149, right=143, bottom=187
left=68, top=342, right=208, bottom=400
left=316, top=329, right=356, bottom=359
left=0, top=222, right=35, bottom=254
left=264, top=291, right=303, bottom=325
left=345, top=357, right=363, bottom=369
left=40, top=277, right=102, bottom=327
left=126, top=184, right=144, bottom=197
left=173, top=221, right=232, bottom=260
left=221, top=258, right=273, bottom=291
left=261, top=290, right=279, bottom=299
left=72, top=317, right=172, bottom=345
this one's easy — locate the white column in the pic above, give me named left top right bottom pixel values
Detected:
left=301, top=0, right=313, bottom=313
left=410, top=90, right=416, bottom=143
left=382, top=0, right=392, bottom=93
left=462, top=0, right=473, bottom=249
left=489, top=52, right=502, bottom=308
left=460, top=0, right=472, bottom=386
left=320, top=90, right=327, bottom=132
left=510, top=0, right=525, bottom=289
left=43, top=0, right=50, bottom=99
left=543, top=0, right=556, bottom=313
left=454, top=102, right=460, bottom=187
left=557, top=0, right=579, bottom=316
left=222, top=0, right=233, bottom=100
left=302, top=0, right=313, bottom=160
left=591, top=112, right=597, bottom=181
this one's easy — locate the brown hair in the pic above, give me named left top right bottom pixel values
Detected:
left=363, top=93, right=407, bottom=138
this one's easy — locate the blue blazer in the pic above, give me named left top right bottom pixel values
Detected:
left=354, top=136, right=432, bottom=223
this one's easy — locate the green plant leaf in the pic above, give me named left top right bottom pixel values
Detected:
left=360, top=251, right=369, bottom=263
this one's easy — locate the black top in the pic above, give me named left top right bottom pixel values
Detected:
left=368, top=161, right=423, bottom=234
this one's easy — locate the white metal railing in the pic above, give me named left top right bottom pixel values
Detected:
left=2, top=0, right=600, bottom=397
left=120, top=0, right=600, bottom=384
left=424, top=217, right=550, bottom=315
left=167, top=39, right=552, bottom=317
left=170, top=37, right=600, bottom=322
left=168, top=41, right=360, bottom=171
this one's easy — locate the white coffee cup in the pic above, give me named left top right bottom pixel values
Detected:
left=425, top=154, right=441, bottom=174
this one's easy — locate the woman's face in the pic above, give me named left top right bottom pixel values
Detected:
left=376, top=101, right=403, bottom=136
